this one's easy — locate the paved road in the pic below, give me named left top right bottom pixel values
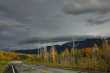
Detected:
left=13, top=64, right=79, bottom=73
left=4, top=64, right=107, bottom=73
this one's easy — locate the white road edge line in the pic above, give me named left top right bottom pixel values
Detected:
left=11, top=65, right=16, bottom=73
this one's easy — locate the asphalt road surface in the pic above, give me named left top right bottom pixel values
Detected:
left=12, top=64, right=80, bottom=73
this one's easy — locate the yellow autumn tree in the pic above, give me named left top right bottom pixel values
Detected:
left=0, top=51, right=19, bottom=60
left=50, top=47, right=57, bottom=64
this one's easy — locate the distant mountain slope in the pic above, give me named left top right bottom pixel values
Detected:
left=14, top=37, right=108, bottom=54
left=14, top=49, right=38, bottom=54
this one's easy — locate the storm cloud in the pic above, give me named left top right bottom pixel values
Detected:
left=63, top=0, right=110, bottom=25
left=0, top=0, right=110, bottom=49
left=64, top=0, right=110, bottom=14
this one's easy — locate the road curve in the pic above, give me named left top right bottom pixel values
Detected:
left=3, top=64, right=79, bottom=73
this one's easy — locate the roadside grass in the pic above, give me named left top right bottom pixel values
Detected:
left=0, top=60, right=9, bottom=73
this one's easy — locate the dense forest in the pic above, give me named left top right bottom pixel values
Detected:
left=1, top=38, right=110, bottom=72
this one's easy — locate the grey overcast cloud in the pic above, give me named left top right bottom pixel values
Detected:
left=0, top=0, right=110, bottom=49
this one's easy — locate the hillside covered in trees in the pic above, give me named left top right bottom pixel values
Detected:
left=1, top=37, right=110, bottom=72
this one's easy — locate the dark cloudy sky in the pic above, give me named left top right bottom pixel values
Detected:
left=0, top=0, right=110, bottom=49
